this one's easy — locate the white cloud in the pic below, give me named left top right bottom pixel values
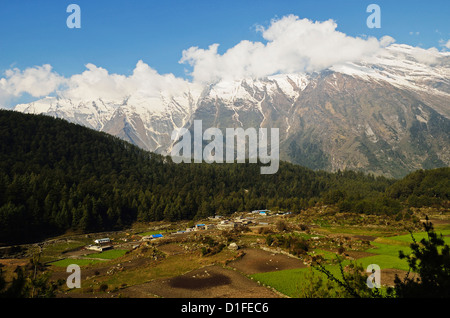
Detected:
left=410, top=47, right=440, bottom=65
left=59, top=61, right=193, bottom=102
left=0, top=61, right=196, bottom=107
left=179, top=15, right=394, bottom=83
left=0, top=64, right=65, bottom=98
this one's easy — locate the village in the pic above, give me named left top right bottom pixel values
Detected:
left=1, top=205, right=445, bottom=299
left=85, top=209, right=290, bottom=252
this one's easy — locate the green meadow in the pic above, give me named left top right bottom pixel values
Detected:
left=83, top=249, right=128, bottom=260
left=387, top=229, right=450, bottom=245
left=249, top=229, right=439, bottom=297
left=366, top=242, right=411, bottom=258
left=50, top=249, right=128, bottom=267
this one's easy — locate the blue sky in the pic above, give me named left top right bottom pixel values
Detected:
left=0, top=0, right=448, bottom=78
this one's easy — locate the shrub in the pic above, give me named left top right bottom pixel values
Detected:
left=275, top=220, right=288, bottom=232
left=393, top=217, right=450, bottom=298
left=265, top=235, right=274, bottom=246
left=98, top=283, right=108, bottom=292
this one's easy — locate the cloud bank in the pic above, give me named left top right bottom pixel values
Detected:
left=0, top=61, right=195, bottom=107
left=179, top=15, right=394, bottom=83
left=0, top=64, right=65, bottom=106
left=59, top=61, right=193, bottom=102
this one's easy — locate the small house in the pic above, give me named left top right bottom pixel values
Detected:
left=94, top=238, right=111, bottom=245
left=252, top=209, right=271, bottom=215
left=87, top=244, right=112, bottom=252
left=217, top=221, right=236, bottom=230
left=195, top=224, right=206, bottom=231
left=141, top=234, right=163, bottom=241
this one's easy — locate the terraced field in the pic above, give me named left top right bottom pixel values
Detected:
left=250, top=221, right=450, bottom=297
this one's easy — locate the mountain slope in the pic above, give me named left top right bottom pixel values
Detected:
left=14, top=44, right=450, bottom=178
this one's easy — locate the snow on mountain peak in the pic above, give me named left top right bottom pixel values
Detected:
left=331, top=44, right=450, bottom=96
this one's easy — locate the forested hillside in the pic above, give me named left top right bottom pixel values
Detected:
left=0, top=110, right=448, bottom=244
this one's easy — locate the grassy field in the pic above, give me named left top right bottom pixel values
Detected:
left=49, top=249, right=128, bottom=267
left=83, top=249, right=128, bottom=260
left=50, top=258, right=103, bottom=267
left=250, top=230, right=423, bottom=297
left=40, top=239, right=91, bottom=263
left=387, top=230, right=450, bottom=245
left=366, top=242, right=411, bottom=258
left=250, top=254, right=409, bottom=297
left=357, top=254, right=409, bottom=271
left=250, top=261, right=361, bottom=298
left=312, top=249, right=337, bottom=261
left=251, top=267, right=309, bottom=297
left=315, top=226, right=399, bottom=237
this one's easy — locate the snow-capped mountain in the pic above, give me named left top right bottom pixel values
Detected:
left=14, top=44, right=450, bottom=178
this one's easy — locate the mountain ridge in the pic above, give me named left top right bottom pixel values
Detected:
left=14, top=44, right=450, bottom=178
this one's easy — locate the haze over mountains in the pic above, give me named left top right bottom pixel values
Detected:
left=14, top=43, right=450, bottom=178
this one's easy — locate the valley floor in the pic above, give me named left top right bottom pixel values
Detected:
left=1, top=206, right=449, bottom=298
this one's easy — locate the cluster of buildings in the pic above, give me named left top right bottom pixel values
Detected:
left=87, top=209, right=291, bottom=249
left=174, top=213, right=265, bottom=234
left=184, top=224, right=216, bottom=232
left=251, top=210, right=291, bottom=216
